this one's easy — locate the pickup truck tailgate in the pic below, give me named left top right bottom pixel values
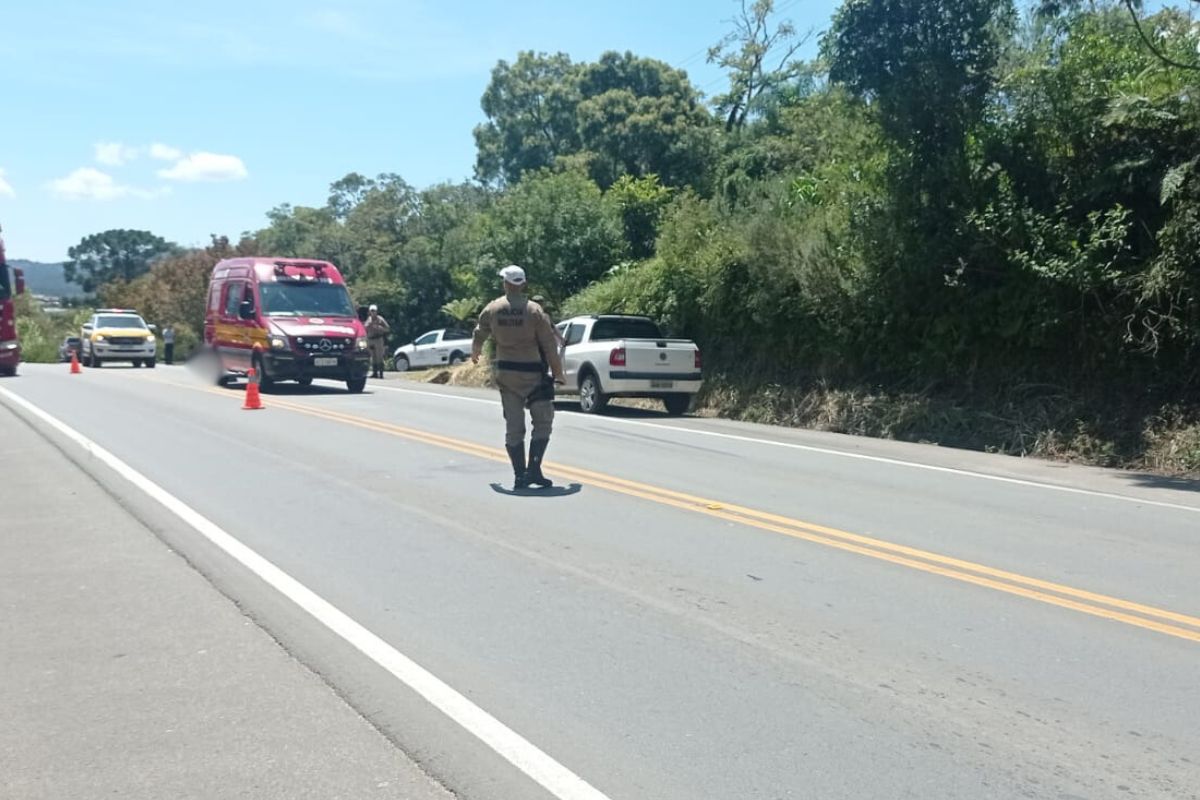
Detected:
left=623, top=339, right=697, bottom=374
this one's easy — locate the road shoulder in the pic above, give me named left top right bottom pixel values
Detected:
left=0, top=401, right=454, bottom=800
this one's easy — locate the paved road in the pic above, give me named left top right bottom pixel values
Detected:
left=3, top=363, right=1198, bottom=800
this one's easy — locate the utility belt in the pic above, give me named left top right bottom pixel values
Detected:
left=496, top=359, right=555, bottom=406
left=495, top=360, right=544, bottom=373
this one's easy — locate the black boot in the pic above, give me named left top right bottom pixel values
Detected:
left=506, top=444, right=529, bottom=490
left=526, top=438, right=553, bottom=489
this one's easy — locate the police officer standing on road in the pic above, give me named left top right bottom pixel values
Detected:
left=365, top=304, right=390, bottom=379
left=472, top=265, right=565, bottom=490
left=162, top=324, right=175, bottom=365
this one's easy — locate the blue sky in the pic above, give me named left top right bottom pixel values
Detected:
left=0, top=0, right=842, bottom=261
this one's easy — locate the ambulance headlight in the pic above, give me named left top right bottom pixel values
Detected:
left=355, top=337, right=368, bottom=351
left=269, top=335, right=289, bottom=351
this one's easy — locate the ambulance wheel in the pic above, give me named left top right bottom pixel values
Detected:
left=297, top=377, right=313, bottom=387
left=347, top=376, right=367, bottom=393
left=252, top=355, right=275, bottom=392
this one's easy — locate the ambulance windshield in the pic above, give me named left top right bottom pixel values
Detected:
left=260, top=282, right=356, bottom=317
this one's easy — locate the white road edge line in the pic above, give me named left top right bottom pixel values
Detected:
left=372, top=383, right=1200, bottom=515
left=0, top=385, right=613, bottom=800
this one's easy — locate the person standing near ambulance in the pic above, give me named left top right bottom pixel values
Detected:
left=162, top=324, right=176, bottom=365
left=472, top=265, right=565, bottom=490
left=364, top=304, right=390, bottom=379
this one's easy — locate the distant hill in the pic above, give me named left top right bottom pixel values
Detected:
left=7, top=260, right=86, bottom=298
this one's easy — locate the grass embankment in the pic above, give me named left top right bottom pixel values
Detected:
left=697, top=375, right=1200, bottom=477
left=402, top=363, right=1200, bottom=477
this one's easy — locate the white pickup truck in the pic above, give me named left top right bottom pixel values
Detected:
left=392, top=328, right=474, bottom=371
left=553, top=315, right=702, bottom=415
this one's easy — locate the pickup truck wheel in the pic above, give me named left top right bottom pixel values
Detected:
left=145, top=359, right=156, bottom=369
left=663, top=393, right=691, bottom=416
left=579, top=372, right=608, bottom=414
left=89, top=351, right=102, bottom=368
left=448, top=352, right=464, bottom=366
left=394, top=354, right=410, bottom=372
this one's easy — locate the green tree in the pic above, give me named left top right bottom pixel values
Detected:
left=821, top=0, right=1015, bottom=370
left=474, top=52, right=582, bottom=185
left=605, top=174, right=674, bottom=259
left=575, top=52, right=716, bottom=188
left=478, top=169, right=628, bottom=301
left=474, top=50, right=715, bottom=190
left=327, top=172, right=377, bottom=220
left=707, top=0, right=814, bottom=131
left=256, top=204, right=343, bottom=265
left=827, top=0, right=1013, bottom=186
left=64, top=229, right=175, bottom=293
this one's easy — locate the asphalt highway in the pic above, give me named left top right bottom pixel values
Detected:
left=2, top=362, right=1197, bottom=799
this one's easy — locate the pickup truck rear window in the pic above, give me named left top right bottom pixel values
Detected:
left=590, top=319, right=663, bottom=341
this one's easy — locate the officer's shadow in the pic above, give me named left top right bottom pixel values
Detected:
left=489, top=483, right=583, bottom=498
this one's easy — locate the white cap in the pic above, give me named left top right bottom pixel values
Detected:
left=368, top=304, right=378, bottom=312
left=499, top=264, right=527, bottom=285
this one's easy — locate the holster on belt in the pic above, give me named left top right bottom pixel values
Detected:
left=524, top=340, right=555, bottom=407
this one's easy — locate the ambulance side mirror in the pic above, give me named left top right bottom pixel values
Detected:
left=14, top=269, right=25, bottom=296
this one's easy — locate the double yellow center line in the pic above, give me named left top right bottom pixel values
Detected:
left=216, top=386, right=1200, bottom=644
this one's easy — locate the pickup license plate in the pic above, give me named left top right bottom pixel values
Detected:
left=313, top=357, right=338, bottom=367
left=650, top=380, right=674, bottom=389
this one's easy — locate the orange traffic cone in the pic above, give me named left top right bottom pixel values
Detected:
left=69, top=351, right=81, bottom=374
left=243, top=368, right=264, bottom=410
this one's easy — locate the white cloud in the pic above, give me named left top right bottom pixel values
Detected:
left=0, top=169, right=14, bottom=198
left=94, top=141, right=140, bottom=166
left=48, top=167, right=165, bottom=201
left=157, top=152, right=247, bottom=182
left=149, top=142, right=182, bottom=161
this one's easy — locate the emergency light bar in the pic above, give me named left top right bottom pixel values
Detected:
left=272, top=261, right=331, bottom=283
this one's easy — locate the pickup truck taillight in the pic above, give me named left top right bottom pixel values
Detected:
left=609, top=347, right=627, bottom=367
left=695, top=349, right=703, bottom=369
